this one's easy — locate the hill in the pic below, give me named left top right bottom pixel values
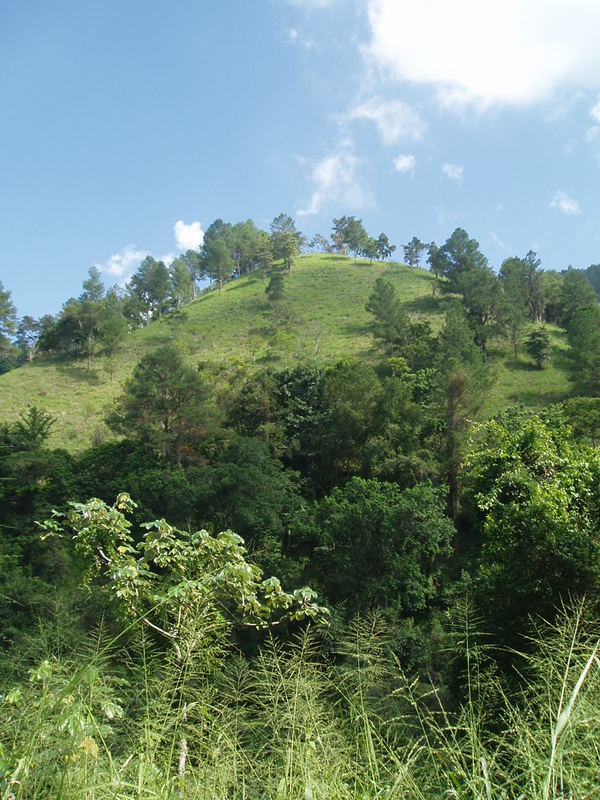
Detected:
left=0, top=254, right=572, bottom=450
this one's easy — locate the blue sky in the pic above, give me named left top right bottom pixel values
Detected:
left=2, top=0, right=600, bottom=318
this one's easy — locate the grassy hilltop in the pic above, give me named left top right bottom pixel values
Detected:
left=0, top=253, right=571, bottom=450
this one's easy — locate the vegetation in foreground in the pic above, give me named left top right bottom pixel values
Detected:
left=2, top=218, right=600, bottom=797
left=2, top=598, right=599, bottom=799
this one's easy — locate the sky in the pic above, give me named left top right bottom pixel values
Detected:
left=2, top=0, right=600, bottom=318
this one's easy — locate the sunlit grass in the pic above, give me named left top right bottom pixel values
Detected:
left=2, top=604, right=599, bottom=799
left=485, top=324, right=572, bottom=416
left=0, top=254, right=574, bottom=450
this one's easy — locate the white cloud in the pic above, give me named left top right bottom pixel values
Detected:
left=174, top=220, right=204, bottom=251
left=442, top=163, right=464, bottom=182
left=346, top=97, right=425, bottom=144
left=364, top=0, right=600, bottom=109
left=96, top=245, right=149, bottom=282
left=298, top=137, right=367, bottom=216
left=590, top=96, right=600, bottom=122
left=550, top=191, right=581, bottom=215
left=287, top=0, right=335, bottom=7
left=160, top=252, right=176, bottom=267
left=287, top=26, right=316, bottom=49
left=393, top=153, right=416, bottom=173
left=95, top=220, right=203, bottom=285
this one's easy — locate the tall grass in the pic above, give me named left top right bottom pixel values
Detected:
left=1, top=604, right=599, bottom=798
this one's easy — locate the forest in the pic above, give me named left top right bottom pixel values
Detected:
left=1, top=215, right=600, bottom=798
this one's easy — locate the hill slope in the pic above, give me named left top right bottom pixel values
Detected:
left=0, top=254, right=571, bottom=450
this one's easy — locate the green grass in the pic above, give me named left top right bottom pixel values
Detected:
left=485, top=325, right=572, bottom=416
left=2, top=604, right=600, bottom=799
left=0, top=254, right=574, bottom=450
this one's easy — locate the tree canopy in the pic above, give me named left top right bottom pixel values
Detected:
left=304, top=477, right=453, bottom=616
left=0, top=280, right=17, bottom=353
left=465, top=413, right=600, bottom=638
left=430, top=228, right=488, bottom=290
left=108, top=345, right=209, bottom=461
left=365, top=277, right=408, bottom=353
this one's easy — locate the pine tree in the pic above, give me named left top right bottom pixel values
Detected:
left=80, top=266, right=105, bottom=303
left=0, top=281, right=16, bottom=353
left=265, top=269, right=285, bottom=304
left=98, top=289, right=127, bottom=381
left=567, top=305, right=600, bottom=395
left=525, top=326, right=551, bottom=369
left=402, top=236, right=427, bottom=268
left=365, top=277, right=407, bottom=353
left=437, top=303, right=490, bottom=517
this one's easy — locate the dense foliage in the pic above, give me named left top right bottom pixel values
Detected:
left=2, top=222, right=600, bottom=797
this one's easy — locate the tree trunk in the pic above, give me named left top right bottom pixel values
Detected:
left=447, top=463, right=459, bottom=519
left=178, top=702, right=188, bottom=793
left=175, top=641, right=189, bottom=797
left=445, top=371, right=467, bottom=519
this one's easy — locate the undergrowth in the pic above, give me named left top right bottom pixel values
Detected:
left=1, top=603, right=599, bottom=799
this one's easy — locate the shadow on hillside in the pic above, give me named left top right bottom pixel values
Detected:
left=317, top=256, right=351, bottom=267
left=354, top=260, right=378, bottom=268
left=551, top=344, right=571, bottom=373
left=248, top=325, right=271, bottom=339
left=405, top=289, right=462, bottom=315
left=404, top=295, right=440, bottom=314
left=343, top=320, right=372, bottom=337
left=506, top=344, right=570, bottom=375
left=225, top=275, right=264, bottom=293
left=165, top=310, right=189, bottom=325
left=57, top=363, right=102, bottom=385
left=505, top=358, right=540, bottom=372
left=140, top=331, right=178, bottom=349
left=509, top=386, right=570, bottom=407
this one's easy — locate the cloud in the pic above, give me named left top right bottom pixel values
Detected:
left=95, top=220, right=203, bottom=285
left=96, top=245, right=149, bottom=282
left=590, top=96, right=600, bottom=122
left=174, top=220, right=204, bottom=251
left=550, top=191, right=581, bottom=215
left=287, top=0, right=335, bottom=7
left=393, top=153, right=416, bottom=173
left=346, top=97, right=425, bottom=144
left=442, top=163, right=464, bottom=182
left=298, top=137, right=367, bottom=216
left=287, top=27, right=316, bottom=50
left=160, top=252, right=176, bottom=267
left=364, top=0, right=600, bottom=108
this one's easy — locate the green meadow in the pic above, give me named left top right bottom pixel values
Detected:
left=0, top=254, right=572, bottom=450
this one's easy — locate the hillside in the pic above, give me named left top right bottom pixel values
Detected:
left=0, top=253, right=571, bottom=450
